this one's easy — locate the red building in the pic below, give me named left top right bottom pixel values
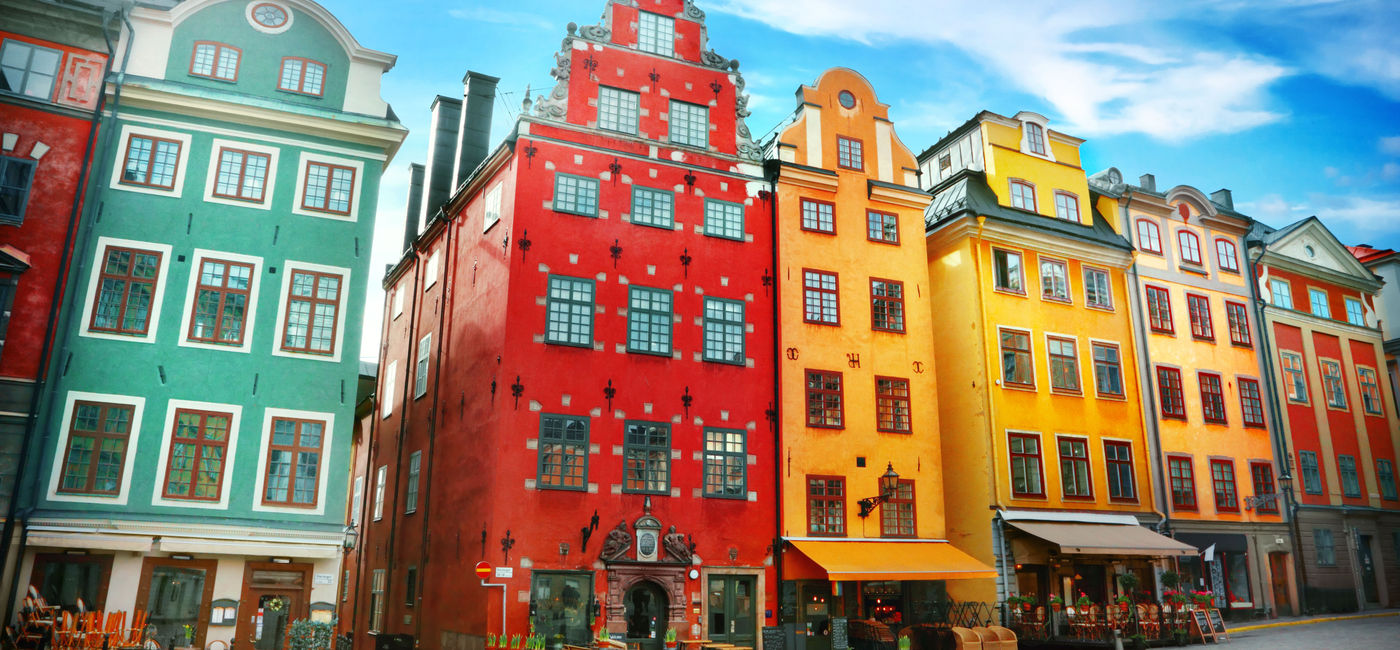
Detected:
left=347, top=2, right=775, bottom=648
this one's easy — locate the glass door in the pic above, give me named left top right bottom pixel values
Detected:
left=147, top=566, right=208, bottom=649
left=253, top=593, right=297, bottom=650
left=707, top=575, right=756, bottom=646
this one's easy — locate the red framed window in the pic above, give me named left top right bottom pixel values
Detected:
left=1215, top=238, right=1239, bottom=272
left=1058, top=436, right=1093, bottom=499
left=1008, top=433, right=1044, bottom=497
left=262, top=417, right=325, bottom=507
left=119, top=134, right=181, bottom=189
left=1104, top=441, right=1136, bottom=502
left=1358, top=367, right=1385, bottom=416
left=1320, top=359, right=1348, bottom=410
left=875, top=376, right=911, bottom=433
left=880, top=479, right=916, bottom=538
left=1157, top=366, right=1186, bottom=419
left=1178, top=230, right=1203, bottom=266
left=870, top=279, right=905, bottom=333
left=1250, top=462, right=1279, bottom=514
left=1009, top=179, right=1036, bottom=211
left=281, top=270, right=342, bottom=355
left=302, top=161, right=355, bottom=215
left=805, top=370, right=843, bottom=428
left=1025, top=122, right=1047, bottom=155
left=1200, top=372, right=1227, bottom=424
left=278, top=57, right=326, bottom=96
left=1047, top=336, right=1081, bottom=394
left=807, top=475, right=845, bottom=536
left=57, top=401, right=133, bottom=495
left=1226, top=301, right=1252, bottom=347
left=211, top=148, right=270, bottom=202
left=1054, top=190, right=1079, bottom=222
left=1168, top=455, right=1197, bottom=511
left=803, top=269, right=839, bottom=325
left=867, top=210, right=899, bottom=244
left=1239, top=378, right=1266, bottom=428
left=1040, top=257, right=1070, bottom=303
left=837, top=136, right=863, bottom=170
left=800, top=198, right=835, bottom=234
left=992, top=248, right=1025, bottom=294
left=1187, top=294, right=1214, bottom=340
left=89, top=245, right=162, bottom=336
left=163, top=408, right=231, bottom=501
left=1136, top=219, right=1162, bottom=254
left=1210, top=459, right=1239, bottom=512
left=189, top=41, right=240, bottom=81
left=1146, top=285, right=1174, bottom=333
left=999, top=328, right=1034, bottom=388
left=188, top=258, right=253, bottom=345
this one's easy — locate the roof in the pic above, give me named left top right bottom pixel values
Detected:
left=925, top=169, right=1133, bottom=251
left=1350, top=244, right=1398, bottom=266
left=916, top=112, right=985, bottom=162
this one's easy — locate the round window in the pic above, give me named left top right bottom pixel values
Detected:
left=838, top=90, right=856, bottom=109
left=252, top=3, right=288, bottom=28
left=1305, top=245, right=1316, bottom=258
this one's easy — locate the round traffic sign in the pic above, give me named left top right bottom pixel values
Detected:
left=475, top=561, right=492, bottom=579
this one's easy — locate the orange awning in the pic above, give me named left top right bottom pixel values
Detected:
left=786, top=539, right=996, bottom=581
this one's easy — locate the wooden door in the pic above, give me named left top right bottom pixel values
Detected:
left=234, top=562, right=312, bottom=650
left=134, top=558, right=219, bottom=650
left=1268, top=552, right=1292, bottom=616
left=707, top=575, right=756, bottom=647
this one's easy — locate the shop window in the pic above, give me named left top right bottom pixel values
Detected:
left=262, top=417, right=324, bottom=507
left=999, top=328, right=1034, bottom=388
left=1239, top=378, right=1266, bottom=428
left=1105, top=441, right=1135, bottom=501
left=1309, top=288, right=1331, bottom=319
left=1358, top=367, right=1384, bottom=415
left=992, top=248, right=1024, bottom=294
left=1210, top=459, right=1238, bottom=512
left=1226, top=301, right=1252, bottom=347
left=870, top=279, right=905, bottom=333
left=1338, top=455, right=1361, bottom=498
left=1, top=39, right=61, bottom=100
left=867, top=210, right=899, bottom=244
left=531, top=573, right=595, bottom=646
left=1146, top=285, right=1174, bottom=333
left=1136, top=219, right=1161, bottom=254
left=1091, top=342, right=1124, bottom=398
left=801, top=198, right=835, bottom=234
left=1084, top=266, right=1112, bottom=309
left=623, top=421, right=670, bottom=494
left=874, top=377, right=911, bottom=433
left=1009, top=179, right=1036, bottom=211
left=188, top=258, right=254, bottom=346
left=278, top=57, right=325, bottom=96
left=1168, top=455, right=1197, bottom=511
left=553, top=173, right=599, bottom=217
left=1047, top=336, right=1080, bottom=394
left=1157, top=367, right=1186, bottom=419
left=545, top=275, right=594, bottom=347
left=1250, top=462, right=1279, bottom=514
left=880, top=479, right=915, bottom=538
left=837, top=136, right=863, bottom=170
left=1178, top=230, right=1203, bottom=266
left=1200, top=373, right=1227, bottom=424
left=1216, top=239, right=1239, bottom=273
left=669, top=100, right=709, bottom=149
left=1008, top=433, right=1044, bottom=497
left=58, top=401, right=134, bottom=496
left=703, top=428, right=746, bottom=498
left=1269, top=278, right=1293, bottom=309
left=702, top=297, right=744, bottom=364
left=538, top=414, right=588, bottom=490
left=597, top=86, right=639, bottom=134
left=627, top=286, right=672, bottom=355
left=0, top=155, right=36, bottom=225
left=1225, top=553, right=1251, bottom=606
left=1378, top=460, right=1397, bottom=501
left=704, top=198, right=744, bottom=240
left=189, top=41, right=239, bottom=81
left=637, top=11, right=675, bottom=57
left=162, top=408, right=231, bottom=501
left=1314, top=529, right=1335, bottom=566
left=1040, top=257, right=1069, bottom=303
left=1281, top=351, right=1308, bottom=403
left=1299, top=451, right=1322, bottom=495
left=405, top=450, right=421, bottom=513
left=1187, top=294, right=1214, bottom=340
left=1058, top=437, right=1092, bottom=499
left=807, top=476, right=846, bottom=536
left=89, top=245, right=163, bottom=336
left=1345, top=297, right=1365, bottom=326
left=1320, top=359, right=1347, bottom=410
left=1054, top=191, right=1079, bottom=222
left=803, top=270, right=839, bottom=325
left=30, top=554, right=112, bottom=611
left=806, top=370, right=843, bottom=429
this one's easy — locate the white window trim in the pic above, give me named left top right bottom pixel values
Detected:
left=414, top=333, right=431, bottom=399
left=46, top=391, right=146, bottom=505
left=1017, top=114, right=1057, bottom=163
left=201, top=138, right=280, bottom=210
left=108, top=124, right=193, bottom=198
left=373, top=465, right=387, bottom=521
left=249, top=406, right=336, bottom=515
left=149, top=399, right=243, bottom=510
left=381, top=361, right=397, bottom=419
left=392, top=287, right=405, bottom=319
left=424, top=250, right=440, bottom=291
left=270, top=259, right=352, bottom=363
left=483, top=183, right=503, bottom=233
left=77, top=236, right=174, bottom=345
left=351, top=475, right=364, bottom=525
left=176, top=248, right=263, bottom=354
left=291, top=151, right=365, bottom=222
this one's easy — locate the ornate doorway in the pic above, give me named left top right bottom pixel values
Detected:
left=625, top=582, right=668, bottom=650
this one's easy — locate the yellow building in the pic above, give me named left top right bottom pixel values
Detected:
left=770, top=69, right=992, bottom=643
left=919, top=112, right=1194, bottom=605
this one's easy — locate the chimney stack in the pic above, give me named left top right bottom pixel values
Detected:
left=1211, top=188, right=1234, bottom=211
left=420, top=95, right=463, bottom=230
left=453, top=71, right=501, bottom=189
left=1138, top=174, right=1156, bottom=193
left=402, top=163, right=425, bottom=252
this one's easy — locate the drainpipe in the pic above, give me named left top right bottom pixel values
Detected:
left=966, top=215, right=1007, bottom=600
left=765, top=160, right=782, bottom=631
left=384, top=234, right=429, bottom=631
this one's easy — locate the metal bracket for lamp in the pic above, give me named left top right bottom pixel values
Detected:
left=856, top=463, right=900, bottom=519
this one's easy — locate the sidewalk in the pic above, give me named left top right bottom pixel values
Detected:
left=1227, top=608, right=1400, bottom=633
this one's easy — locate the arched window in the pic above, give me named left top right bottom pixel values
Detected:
left=1178, top=230, right=1203, bottom=266
left=1025, top=122, right=1047, bottom=155
left=1136, top=219, right=1162, bottom=254
left=1215, top=238, right=1239, bottom=273
left=1010, top=180, right=1036, bottom=211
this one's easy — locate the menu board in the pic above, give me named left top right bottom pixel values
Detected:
left=830, top=618, right=848, bottom=650
left=762, top=626, right=785, bottom=650
left=1191, top=610, right=1215, bottom=643
left=1208, top=609, right=1228, bottom=640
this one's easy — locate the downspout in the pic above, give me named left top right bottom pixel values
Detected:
left=967, top=215, right=1006, bottom=600
left=1119, top=194, right=1172, bottom=531
left=765, top=160, right=782, bottom=629
left=2, top=3, right=130, bottom=623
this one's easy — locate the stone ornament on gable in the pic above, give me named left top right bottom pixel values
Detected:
left=684, top=0, right=706, bottom=20
left=599, top=520, right=632, bottom=561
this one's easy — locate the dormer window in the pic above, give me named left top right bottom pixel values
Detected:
left=1054, top=191, right=1079, bottom=222
left=279, top=57, right=326, bottom=97
left=1009, top=179, right=1036, bottom=211
left=1025, top=122, right=1047, bottom=155
left=190, top=41, right=240, bottom=82
left=638, top=12, right=675, bottom=58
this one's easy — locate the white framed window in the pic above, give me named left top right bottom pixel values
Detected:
left=1344, top=297, right=1365, bottom=326
left=109, top=125, right=193, bottom=198
left=1309, top=288, right=1331, bottom=319
left=373, top=465, right=386, bottom=521
left=1, top=39, right=63, bottom=101
left=392, top=287, right=405, bottom=320
left=381, top=361, right=397, bottom=419
left=598, top=86, right=640, bottom=134
left=291, top=152, right=365, bottom=221
left=1017, top=114, right=1056, bottom=161
left=1054, top=191, right=1079, bottom=222
left=483, top=183, right=503, bottom=232
left=149, top=399, right=243, bottom=510
left=176, top=249, right=262, bottom=354
left=78, top=237, right=174, bottom=345
left=202, top=139, right=279, bottom=209
left=45, top=391, right=146, bottom=506
left=271, top=260, right=351, bottom=362
left=414, top=333, right=432, bottom=399
left=405, top=450, right=421, bottom=514
left=250, top=406, right=336, bottom=515
left=424, top=250, right=440, bottom=290
left=351, top=475, right=364, bottom=525
left=668, top=100, right=709, bottom=149
left=1269, top=278, right=1293, bottom=309
left=637, top=11, right=675, bottom=57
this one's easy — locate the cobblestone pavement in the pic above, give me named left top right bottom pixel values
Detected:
left=1219, top=614, right=1398, bottom=649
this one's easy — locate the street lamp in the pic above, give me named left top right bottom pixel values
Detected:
left=857, top=463, right=901, bottom=518
left=342, top=523, right=358, bottom=552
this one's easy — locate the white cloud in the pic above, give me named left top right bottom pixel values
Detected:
left=1308, top=194, right=1400, bottom=237
left=1238, top=194, right=1309, bottom=225
left=448, top=7, right=554, bottom=31
left=1384, top=162, right=1400, bottom=181
left=1381, top=136, right=1400, bottom=156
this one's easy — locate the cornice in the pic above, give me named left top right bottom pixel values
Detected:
left=1254, top=249, right=1382, bottom=294
left=927, top=214, right=1133, bottom=269
left=868, top=180, right=931, bottom=211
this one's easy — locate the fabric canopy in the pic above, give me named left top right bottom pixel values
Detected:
left=1006, top=521, right=1197, bottom=557
left=787, top=539, right=996, bottom=581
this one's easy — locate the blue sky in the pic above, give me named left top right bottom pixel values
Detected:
left=338, top=0, right=1400, bottom=359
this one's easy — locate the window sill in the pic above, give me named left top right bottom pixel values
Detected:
left=1001, top=382, right=1038, bottom=393
left=544, top=339, right=594, bottom=349
left=876, top=428, right=913, bottom=435
left=554, top=208, right=598, bottom=219
left=1095, top=393, right=1127, bottom=402
left=276, top=87, right=324, bottom=99
left=801, top=227, right=837, bottom=236
left=1191, top=335, right=1216, bottom=343
left=1203, top=419, right=1229, bottom=426
left=1230, top=341, right=1254, bottom=349
left=1108, top=497, right=1140, bottom=505
left=993, top=288, right=1028, bottom=298
left=1062, top=495, right=1096, bottom=502
left=806, top=423, right=845, bottom=431
left=1086, top=304, right=1115, bottom=313
left=871, top=327, right=906, bottom=335
left=1009, top=493, right=1048, bottom=500
left=1150, top=329, right=1176, bottom=336
left=1050, top=388, right=1084, bottom=397
left=867, top=237, right=901, bottom=246
left=1041, top=296, right=1073, bottom=305
left=803, top=319, right=841, bottom=327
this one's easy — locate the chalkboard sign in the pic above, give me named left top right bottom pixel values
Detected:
left=1191, top=610, right=1216, bottom=643
left=762, top=626, right=785, bottom=650
left=1208, top=609, right=1228, bottom=641
left=830, top=618, right=848, bottom=650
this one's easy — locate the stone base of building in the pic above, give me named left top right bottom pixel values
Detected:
left=1169, top=521, right=1295, bottom=618
left=1293, top=506, right=1400, bottom=612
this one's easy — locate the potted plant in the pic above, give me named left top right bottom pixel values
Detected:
left=597, top=629, right=610, bottom=646
left=1192, top=590, right=1213, bottom=607
left=1118, top=572, right=1140, bottom=601
left=510, top=634, right=522, bottom=649
left=1020, top=594, right=1037, bottom=612
left=1160, top=570, right=1180, bottom=592
left=1129, top=633, right=1149, bottom=650
left=1048, top=594, right=1064, bottom=612
left=1115, top=594, right=1132, bottom=613
left=664, top=628, right=678, bottom=650
left=897, top=635, right=911, bottom=650
left=288, top=620, right=334, bottom=650
left=1075, top=593, right=1092, bottom=608
left=1171, top=628, right=1190, bottom=646
left=179, top=624, right=195, bottom=649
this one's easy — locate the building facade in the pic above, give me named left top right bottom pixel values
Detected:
left=1351, top=245, right=1400, bottom=407
left=11, top=1, right=404, bottom=648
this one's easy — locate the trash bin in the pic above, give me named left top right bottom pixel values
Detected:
left=948, top=627, right=980, bottom=650
left=375, top=633, right=415, bottom=650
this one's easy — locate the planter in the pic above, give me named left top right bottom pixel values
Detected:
left=1022, top=603, right=1032, bottom=612
left=1119, top=602, right=1130, bottom=613
left=1050, top=604, right=1062, bottom=612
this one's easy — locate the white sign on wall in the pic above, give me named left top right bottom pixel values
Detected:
left=495, top=567, right=514, bottom=578
left=314, top=573, right=335, bottom=586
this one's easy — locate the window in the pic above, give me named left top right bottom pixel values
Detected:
left=553, top=174, right=599, bottom=217
left=1146, top=286, right=1174, bottom=333
left=1250, top=463, right=1279, bottom=514
left=1136, top=220, right=1162, bottom=254
left=637, top=11, right=675, bottom=57
left=1281, top=351, right=1308, bottom=403
left=1205, top=461, right=1239, bottom=515
left=627, top=286, right=672, bottom=355
left=867, top=210, right=899, bottom=244
left=373, top=465, right=387, bottom=520
left=704, top=199, right=744, bottom=240
left=1084, top=267, right=1112, bottom=309
left=803, top=270, right=839, bottom=325
left=381, top=362, right=396, bottom=419
left=212, top=148, right=270, bottom=202
left=875, top=377, right=911, bottom=433
left=1058, top=437, right=1092, bottom=499
left=669, top=100, right=709, bottom=148
left=801, top=199, right=835, bottom=234
left=1091, top=343, right=1124, bottom=397
left=1047, top=336, right=1080, bottom=393
left=545, top=275, right=594, bottom=347
left=806, top=370, right=843, bottom=428
left=1, top=40, right=61, bottom=100
left=1299, top=451, right=1322, bottom=495
left=190, top=41, right=239, bottom=81
left=1226, top=302, right=1252, bottom=346
left=281, top=270, right=342, bottom=355
left=1009, top=180, right=1036, bottom=211
left=631, top=186, right=674, bottom=229
left=1269, top=278, right=1293, bottom=309
left=1320, top=359, right=1347, bottom=409
left=0, top=155, right=36, bottom=224
left=623, top=421, right=669, bottom=494
left=870, top=279, right=904, bottom=332
left=369, top=570, right=386, bottom=632
left=1025, top=122, right=1047, bottom=155
left=1169, top=456, right=1197, bottom=511
left=392, top=288, right=404, bottom=319
left=999, top=328, right=1034, bottom=388
left=703, top=428, right=746, bottom=498
left=1200, top=373, right=1227, bottom=424
left=880, top=479, right=915, bottom=537
left=351, top=476, right=363, bottom=526
left=1040, top=258, right=1069, bottom=302
left=262, top=417, right=324, bottom=507
left=1054, top=191, right=1079, bottom=222
left=1187, top=294, right=1214, bottom=340
left=1239, top=378, right=1266, bottom=427
left=162, top=409, right=231, bottom=501
left=1178, top=230, right=1203, bottom=266
left=1157, top=367, right=1186, bottom=419
left=187, top=259, right=252, bottom=345
left=1377, top=459, right=1397, bottom=500
left=404, top=567, right=417, bottom=607
left=1105, top=441, right=1135, bottom=501
left=1309, top=289, right=1331, bottom=319
left=1339, top=455, right=1360, bottom=498
left=837, top=136, right=863, bottom=170
left=1344, top=297, right=1365, bottom=326
left=120, top=135, right=181, bottom=189
left=1216, top=239, right=1239, bottom=272
left=90, top=246, right=162, bottom=336
left=538, top=415, right=588, bottom=490
left=405, top=450, right=421, bottom=513
left=992, top=248, right=1025, bottom=294
left=1008, top=433, right=1044, bottom=497
left=301, top=161, right=355, bottom=215
left=1314, top=528, right=1336, bottom=566
left=1359, top=367, right=1384, bottom=415
left=278, top=57, right=325, bottom=96
left=598, top=86, right=640, bottom=134
left=484, top=183, right=502, bottom=231
left=807, top=476, right=845, bottom=536
left=414, top=334, right=431, bottom=398
left=57, top=401, right=133, bottom=495
left=702, top=297, right=744, bottom=364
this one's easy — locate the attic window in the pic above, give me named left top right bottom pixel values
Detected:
left=1025, top=122, right=1046, bottom=156
left=252, top=3, right=288, bottom=28
left=638, top=12, right=675, bottom=58
left=838, top=91, right=856, bottom=109
left=938, top=154, right=951, bottom=172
